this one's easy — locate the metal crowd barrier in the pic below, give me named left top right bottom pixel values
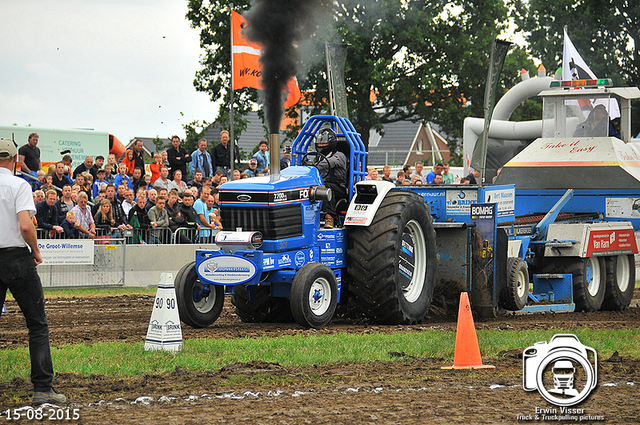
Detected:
left=37, top=238, right=126, bottom=288
left=35, top=227, right=206, bottom=245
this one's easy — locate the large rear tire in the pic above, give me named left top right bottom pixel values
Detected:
left=541, top=257, right=605, bottom=312
left=601, top=254, right=635, bottom=310
left=231, top=285, right=294, bottom=323
left=174, top=261, right=225, bottom=328
left=347, top=190, right=436, bottom=324
left=290, top=263, right=338, bottom=329
left=499, top=257, right=529, bottom=310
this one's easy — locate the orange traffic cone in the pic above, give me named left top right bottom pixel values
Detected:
left=441, top=292, right=495, bottom=370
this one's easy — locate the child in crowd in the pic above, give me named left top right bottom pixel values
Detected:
left=107, top=153, right=118, bottom=177
left=114, top=163, right=133, bottom=190
left=103, top=164, right=115, bottom=184
left=94, top=199, right=116, bottom=236
left=121, top=149, right=136, bottom=176
left=93, top=168, right=108, bottom=198
left=149, top=153, right=163, bottom=183
left=61, top=211, right=79, bottom=239
left=41, top=174, right=54, bottom=192
left=35, top=170, right=46, bottom=189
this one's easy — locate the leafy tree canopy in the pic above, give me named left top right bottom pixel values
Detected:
left=186, top=1, right=594, bottom=160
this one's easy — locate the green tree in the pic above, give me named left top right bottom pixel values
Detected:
left=510, top=0, right=640, bottom=135
left=187, top=0, right=535, bottom=157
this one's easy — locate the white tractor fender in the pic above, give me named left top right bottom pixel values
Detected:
left=344, top=180, right=396, bottom=227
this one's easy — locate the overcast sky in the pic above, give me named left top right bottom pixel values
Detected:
left=0, top=0, right=218, bottom=144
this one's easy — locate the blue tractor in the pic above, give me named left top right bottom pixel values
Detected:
left=174, top=115, right=438, bottom=328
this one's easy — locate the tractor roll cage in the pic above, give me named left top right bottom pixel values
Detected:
left=291, top=115, right=368, bottom=202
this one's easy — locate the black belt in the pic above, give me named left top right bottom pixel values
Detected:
left=0, top=247, right=29, bottom=254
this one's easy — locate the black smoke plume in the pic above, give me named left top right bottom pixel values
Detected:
left=245, top=0, right=331, bottom=133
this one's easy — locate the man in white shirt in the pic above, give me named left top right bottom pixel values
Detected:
left=0, top=138, right=66, bottom=406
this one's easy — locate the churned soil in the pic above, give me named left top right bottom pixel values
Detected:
left=0, top=290, right=638, bottom=424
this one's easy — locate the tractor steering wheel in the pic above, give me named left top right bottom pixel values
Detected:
left=301, top=151, right=330, bottom=169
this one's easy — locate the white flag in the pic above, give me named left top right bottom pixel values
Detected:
left=562, top=28, right=620, bottom=119
left=563, top=28, right=597, bottom=81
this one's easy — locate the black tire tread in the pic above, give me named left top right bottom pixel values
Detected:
left=290, top=263, right=338, bottom=329
left=174, top=261, right=224, bottom=328
left=601, top=255, right=635, bottom=311
left=346, top=190, right=436, bottom=324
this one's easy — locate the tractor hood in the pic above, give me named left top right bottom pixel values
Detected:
left=219, top=166, right=324, bottom=206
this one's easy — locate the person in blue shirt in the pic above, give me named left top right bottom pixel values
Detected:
left=113, top=163, right=133, bottom=190
left=189, top=138, right=213, bottom=179
left=252, top=140, right=269, bottom=175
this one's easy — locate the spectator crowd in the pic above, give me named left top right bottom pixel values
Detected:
left=21, top=130, right=479, bottom=242
left=22, top=132, right=242, bottom=244
left=366, top=162, right=478, bottom=186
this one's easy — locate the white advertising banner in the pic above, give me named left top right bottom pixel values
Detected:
left=37, top=239, right=94, bottom=265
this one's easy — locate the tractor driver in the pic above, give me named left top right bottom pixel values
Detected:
left=313, top=128, right=347, bottom=229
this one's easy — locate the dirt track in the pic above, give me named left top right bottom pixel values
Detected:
left=1, top=292, right=639, bottom=424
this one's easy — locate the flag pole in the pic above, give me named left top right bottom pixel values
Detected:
left=229, top=4, right=235, bottom=177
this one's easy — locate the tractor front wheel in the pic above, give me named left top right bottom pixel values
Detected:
left=174, top=261, right=225, bottom=328
left=290, top=263, right=338, bottom=329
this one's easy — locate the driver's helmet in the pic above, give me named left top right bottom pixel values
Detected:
left=315, top=128, right=337, bottom=155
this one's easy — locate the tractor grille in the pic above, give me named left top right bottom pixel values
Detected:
left=221, top=204, right=303, bottom=240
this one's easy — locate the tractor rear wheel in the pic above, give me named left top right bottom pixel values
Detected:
left=232, top=285, right=294, bottom=323
left=499, top=257, right=529, bottom=310
left=347, top=190, right=436, bottom=324
left=601, top=254, right=635, bottom=310
left=290, top=262, right=338, bottom=329
left=174, top=261, right=225, bottom=328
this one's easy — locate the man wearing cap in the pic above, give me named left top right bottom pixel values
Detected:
left=425, top=163, right=444, bottom=184
left=0, top=138, right=66, bottom=406
left=244, top=158, right=259, bottom=178
left=280, top=148, right=292, bottom=170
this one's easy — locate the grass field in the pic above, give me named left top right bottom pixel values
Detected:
left=1, top=286, right=639, bottom=385
left=1, top=328, right=638, bottom=384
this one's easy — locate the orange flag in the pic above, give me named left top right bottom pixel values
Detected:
left=231, top=10, right=301, bottom=108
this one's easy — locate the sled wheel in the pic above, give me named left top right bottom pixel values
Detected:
left=347, top=190, right=437, bottom=324
left=601, top=254, right=635, bottom=310
left=174, top=261, right=224, bottom=328
left=290, top=263, right=338, bottom=329
left=500, top=257, right=529, bottom=310
left=232, top=284, right=294, bottom=323
left=543, top=257, right=605, bottom=312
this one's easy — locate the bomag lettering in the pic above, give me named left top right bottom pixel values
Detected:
left=471, top=206, right=494, bottom=215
